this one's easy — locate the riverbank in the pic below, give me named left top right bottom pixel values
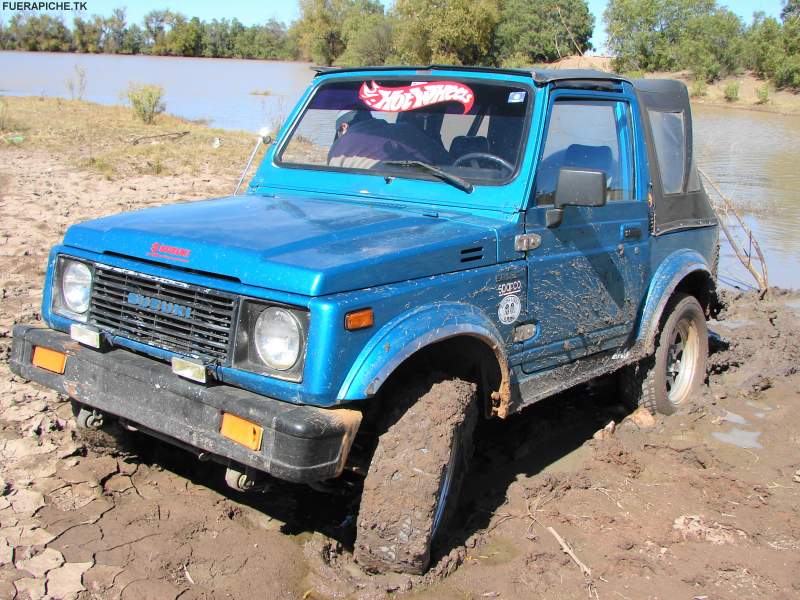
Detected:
left=0, top=95, right=258, bottom=182
left=548, top=56, right=800, bottom=115
left=1, top=102, right=799, bottom=599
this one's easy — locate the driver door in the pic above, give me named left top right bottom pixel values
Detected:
left=518, top=96, right=649, bottom=375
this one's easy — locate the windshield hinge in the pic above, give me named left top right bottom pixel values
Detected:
left=515, top=233, right=542, bottom=252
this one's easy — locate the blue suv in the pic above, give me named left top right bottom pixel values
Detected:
left=11, top=66, right=718, bottom=574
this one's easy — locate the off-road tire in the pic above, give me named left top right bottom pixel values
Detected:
left=354, top=376, right=478, bottom=574
left=622, top=293, right=708, bottom=415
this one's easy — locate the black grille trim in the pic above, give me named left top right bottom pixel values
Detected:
left=89, top=265, right=238, bottom=363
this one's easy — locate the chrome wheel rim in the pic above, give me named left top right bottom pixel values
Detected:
left=666, top=317, right=698, bottom=405
left=432, top=434, right=460, bottom=538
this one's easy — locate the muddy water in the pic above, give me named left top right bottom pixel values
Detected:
left=693, top=105, right=800, bottom=290
left=1, top=51, right=798, bottom=288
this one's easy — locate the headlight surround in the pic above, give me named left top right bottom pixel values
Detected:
left=233, top=301, right=308, bottom=381
left=254, top=307, right=301, bottom=371
left=52, top=257, right=93, bottom=322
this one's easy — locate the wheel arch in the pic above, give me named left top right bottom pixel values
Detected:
left=337, top=302, right=511, bottom=417
left=636, top=249, right=717, bottom=354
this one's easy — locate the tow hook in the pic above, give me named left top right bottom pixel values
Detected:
left=75, top=406, right=105, bottom=430
left=224, top=466, right=267, bottom=493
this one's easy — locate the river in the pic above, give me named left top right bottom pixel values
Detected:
left=1, top=51, right=797, bottom=289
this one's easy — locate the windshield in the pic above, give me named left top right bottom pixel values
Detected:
left=277, top=77, right=531, bottom=185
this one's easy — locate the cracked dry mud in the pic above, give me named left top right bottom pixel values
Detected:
left=2, top=146, right=800, bottom=599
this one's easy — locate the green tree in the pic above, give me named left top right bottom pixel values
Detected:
left=10, top=14, right=72, bottom=52
left=0, top=18, right=9, bottom=49
left=496, top=0, right=593, bottom=65
left=604, top=0, right=715, bottom=72
left=143, top=10, right=170, bottom=54
left=391, top=0, right=502, bottom=65
left=201, top=19, right=232, bottom=57
left=253, top=19, right=293, bottom=59
left=777, top=2, right=800, bottom=88
left=167, top=16, right=203, bottom=56
left=72, top=16, right=102, bottom=52
left=338, top=11, right=393, bottom=65
left=103, top=8, right=127, bottom=53
left=745, top=13, right=784, bottom=79
left=782, top=0, right=800, bottom=21
left=120, top=23, right=145, bottom=54
left=678, top=8, right=743, bottom=81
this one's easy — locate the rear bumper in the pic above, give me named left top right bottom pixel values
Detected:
left=10, top=325, right=361, bottom=483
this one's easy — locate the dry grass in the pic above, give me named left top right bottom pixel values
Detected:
left=0, top=96, right=259, bottom=181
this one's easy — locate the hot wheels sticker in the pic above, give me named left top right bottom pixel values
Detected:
left=359, top=81, right=475, bottom=114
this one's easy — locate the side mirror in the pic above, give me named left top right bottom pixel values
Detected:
left=546, top=168, right=608, bottom=227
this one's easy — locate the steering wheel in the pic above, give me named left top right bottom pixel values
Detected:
left=453, top=152, right=514, bottom=174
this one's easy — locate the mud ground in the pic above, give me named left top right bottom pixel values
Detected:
left=1, top=145, right=799, bottom=600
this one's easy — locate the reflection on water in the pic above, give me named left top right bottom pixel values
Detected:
left=1, top=52, right=797, bottom=289
left=694, top=106, right=800, bottom=290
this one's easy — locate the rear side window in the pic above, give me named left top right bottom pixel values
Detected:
left=534, top=99, right=635, bottom=205
left=648, top=110, right=686, bottom=194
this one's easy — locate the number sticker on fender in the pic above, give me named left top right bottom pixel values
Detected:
left=498, top=280, right=522, bottom=297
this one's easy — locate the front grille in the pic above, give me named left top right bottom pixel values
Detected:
left=90, top=265, right=238, bottom=362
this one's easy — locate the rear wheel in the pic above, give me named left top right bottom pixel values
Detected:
left=622, top=293, right=708, bottom=415
left=354, top=376, right=477, bottom=574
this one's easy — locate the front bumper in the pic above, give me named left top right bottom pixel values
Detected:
left=10, top=325, right=361, bottom=483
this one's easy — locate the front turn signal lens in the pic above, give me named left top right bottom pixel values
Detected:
left=220, top=412, right=263, bottom=451
left=32, top=346, right=67, bottom=374
left=345, top=308, right=374, bottom=331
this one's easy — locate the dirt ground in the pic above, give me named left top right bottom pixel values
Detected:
left=2, top=136, right=800, bottom=599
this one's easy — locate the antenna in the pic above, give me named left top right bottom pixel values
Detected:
left=234, top=127, right=272, bottom=196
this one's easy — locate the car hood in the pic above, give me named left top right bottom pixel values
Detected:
left=63, top=194, right=499, bottom=297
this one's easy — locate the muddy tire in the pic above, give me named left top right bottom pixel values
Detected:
left=622, top=293, right=708, bottom=415
left=354, top=376, right=478, bottom=574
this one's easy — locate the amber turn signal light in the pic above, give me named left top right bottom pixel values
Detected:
left=220, top=412, right=263, bottom=451
left=345, top=308, right=374, bottom=331
left=32, top=346, right=67, bottom=374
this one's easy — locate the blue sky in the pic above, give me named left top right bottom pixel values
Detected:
left=0, top=0, right=785, bottom=52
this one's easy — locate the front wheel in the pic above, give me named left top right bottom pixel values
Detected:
left=622, top=293, right=708, bottom=415
left=354, top=377, right=477, bottom=574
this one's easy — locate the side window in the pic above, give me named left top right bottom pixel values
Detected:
left=534, top=99, right=635, bottom=205
left=648, top=110, right=686, bottom=194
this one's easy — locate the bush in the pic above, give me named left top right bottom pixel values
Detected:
left=755, top=84, right=770, bottom=104
left=125, top=83, right=165, bottom=124
left=690, top=79, right=708, bottom=97
left=775, top=55, right=800, bottom=90
left=723, top=81, right=739, bottom=102
left=621, top=69, right=645, bottom=80
left=0, top=97, right=9, bottom=131
left=65, top=64, right=87, bottom=100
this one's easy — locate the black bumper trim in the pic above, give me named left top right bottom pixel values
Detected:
left=10, top=325, right=361, bottom=483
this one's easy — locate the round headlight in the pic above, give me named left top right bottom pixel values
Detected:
left=62, top=261, right=92, bottom=314
left=253, top=307, right=301, bottom=371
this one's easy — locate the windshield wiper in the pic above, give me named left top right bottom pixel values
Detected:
left=383, top=160, right=473, bottom=194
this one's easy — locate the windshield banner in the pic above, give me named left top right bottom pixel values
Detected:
left=359, top=81, right=475, bottom=114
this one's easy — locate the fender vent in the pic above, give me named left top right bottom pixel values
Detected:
left=459, top=246, right=484, bottom=263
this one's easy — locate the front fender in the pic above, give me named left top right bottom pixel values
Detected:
left=636, top=249, right=712, bottom=352
left=337, top=302, right=506, bottom=401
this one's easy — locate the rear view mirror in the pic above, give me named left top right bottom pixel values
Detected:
left=547, top=168, right=608, bottom=227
